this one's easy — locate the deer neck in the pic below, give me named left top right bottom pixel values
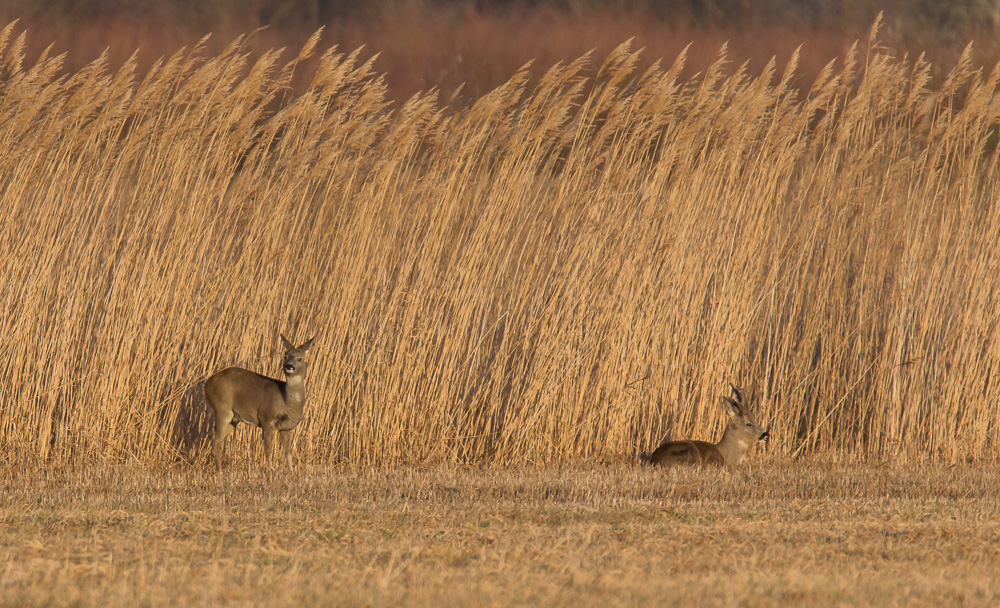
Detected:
left=715, top=426, right=751, bottom=466
left=283, top=374, right=307, bottom=412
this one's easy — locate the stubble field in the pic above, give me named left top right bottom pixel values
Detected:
left=2, top=462, right=999, bottom=606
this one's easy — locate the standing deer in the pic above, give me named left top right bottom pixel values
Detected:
left=205, top=334, right=315, bottom=468
left=640, top=384, right=769, bottom=467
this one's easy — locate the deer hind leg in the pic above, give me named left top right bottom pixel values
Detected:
left=651, top=441, right=699, bottom=466
left=211, top=408, right=236, bottom=468
left=279, top=429, right=294, bottom=469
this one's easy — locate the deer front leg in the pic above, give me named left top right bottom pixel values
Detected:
left=261, top=423, right=277, bottom=467
left=279, top=429, right=295, bottom=469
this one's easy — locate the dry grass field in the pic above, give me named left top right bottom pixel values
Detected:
left=2, top=462, right=999, bottom=606
left=2, top=17, right=999, bottom=467
left=2, top=16, right=1000, bottom=604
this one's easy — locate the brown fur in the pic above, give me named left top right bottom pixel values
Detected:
left=205, top=334, right=314, bottom=468
left=641, top=385, right=768, bottom=467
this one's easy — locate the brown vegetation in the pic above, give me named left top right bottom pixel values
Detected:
left=3, top=1, right=1000, bottom=104
left=2, top=463, right=999, bottom=605
left=1, top=15, right=999, bottom=467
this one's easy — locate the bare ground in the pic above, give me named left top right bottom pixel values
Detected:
left=1, top=461, right=998, bottom=606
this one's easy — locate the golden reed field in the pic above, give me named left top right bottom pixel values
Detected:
left=2, top=15, right=1000, bottom=605
left=2, top=18, right=998, bottom=467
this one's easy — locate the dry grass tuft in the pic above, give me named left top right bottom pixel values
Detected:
left=1, top=20, right=999, bottom=466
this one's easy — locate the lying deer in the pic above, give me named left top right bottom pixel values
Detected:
left=641, top=385, right=769, bottom=466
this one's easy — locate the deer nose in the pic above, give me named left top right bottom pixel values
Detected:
left=284, top=364, right=295, bottom=373
left=759, top=430, right=770, bottom=443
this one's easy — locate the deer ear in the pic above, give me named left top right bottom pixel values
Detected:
left=299, top=337, right=314, bottom=352
left=280, top=334, right=294, bottom=351
left=722, top=396, right=743, bottom=417
left=729, top=383, right=744, bottom=404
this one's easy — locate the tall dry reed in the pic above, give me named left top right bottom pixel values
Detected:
left=1, top=18, right=998, bottom=466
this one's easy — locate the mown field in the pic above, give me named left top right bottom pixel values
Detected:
left=2, top=463, right=999, bottom=606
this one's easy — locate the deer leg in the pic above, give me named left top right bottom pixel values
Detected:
left=212, top=409, right=235, bottom=468
left=279, top=430, right=294, bottom=469
left=261, top=424, right=276, bottom=467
